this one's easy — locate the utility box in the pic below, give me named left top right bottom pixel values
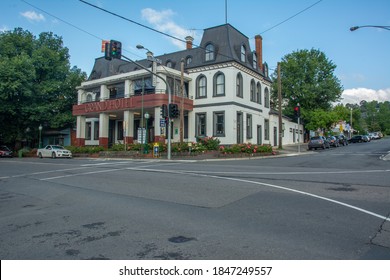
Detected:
left=153, top=143, right=160, bottom=158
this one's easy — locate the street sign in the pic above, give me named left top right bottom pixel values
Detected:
left=160, top=118, right=166, bottom=127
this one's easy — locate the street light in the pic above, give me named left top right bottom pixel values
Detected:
left=38, top=124, right=43, bottom=148
left=144, top=112, right=149, bottom=154
left=350, top=25, right=390, bottom=31
left=136, top=44, right=171, bottom=159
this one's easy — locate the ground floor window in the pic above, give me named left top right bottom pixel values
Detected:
left=264, top=119, right=270, bottom=141
left=86, top=122, right=92, bottom=140
left=213, top=111, right=225, bottom=137
left=246, top=114, right=252, bottom=139
left=117, top=121, right=124, bottom=140
left=196, top=113, right=207, bottom=137
left=93, top=121, right=99, bottom=140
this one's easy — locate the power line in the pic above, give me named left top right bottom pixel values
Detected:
left=78, top=0, right=234, bottom=61
left=259, top=0, right=323, bottom=35
left=21, top=0, right=103, bottom=41
left=20, top=0, right=142, bottom=59
left=79, top=0, right=189, bottom=45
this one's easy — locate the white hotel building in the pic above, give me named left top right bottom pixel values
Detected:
left=73, top=24, right=303, bottom=148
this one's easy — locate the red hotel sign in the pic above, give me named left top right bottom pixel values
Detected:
left=73, top=98, right=133, bottom=116
left=85, top=98, right=132, bottom=113
left=73, top=95, right=193, bottom=116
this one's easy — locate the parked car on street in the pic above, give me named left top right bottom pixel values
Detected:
left=349, top=135, right=369, bottom=143
left=369, top=132, right=382, bottom=140
left=335, top=135, right=348, bottom=146
left=0, top=145, right=13, bottom=157
left=363, top=134, right=371, bottom=142
left=327, top=136, right=340, bottom=147
left=308, top=136, right=330, bottom=150
left=37, top=145, right=72, bottom=158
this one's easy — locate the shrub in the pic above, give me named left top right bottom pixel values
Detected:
left=219, top=143, right=272, bottom=154
left=66, top=146, right=104, bottom=154
left=196, top=136, right=220, bottom=150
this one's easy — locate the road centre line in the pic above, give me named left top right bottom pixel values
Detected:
left=126, top=167, right=390, bottom=222
left=153, top=169, right=390, bottom=176
left=0, top=160, right=171, bottom=180
left=40, top=162, right=181, bottom=180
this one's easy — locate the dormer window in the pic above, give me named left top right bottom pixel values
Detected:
left=253, top=52, right=257, bottom=69
left=240, top=45, right=246, bottom=62
left=166, top=60, right=173, bottom=68
left=186, top=56, right=192, bottom=66
left=205, top=43, right=215, bottom=61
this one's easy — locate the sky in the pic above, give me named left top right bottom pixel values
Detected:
left=1, top=0, right=390, bottom=105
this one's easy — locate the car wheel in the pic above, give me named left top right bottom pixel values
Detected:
left=52, top=152, right=56, bottom=159
left=38, top=152, right=42, bottom=158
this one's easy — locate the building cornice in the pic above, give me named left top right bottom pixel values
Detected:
left=187, top=62, right=271, bottom=85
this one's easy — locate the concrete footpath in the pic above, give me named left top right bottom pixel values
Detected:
left=88, top=143, right=312, bottom=161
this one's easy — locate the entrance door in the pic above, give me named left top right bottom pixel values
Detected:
left=257, top=125, right=262, bottom=145
left=108, top=120, right=115, bottom=147
left=236, top=112, right=243, bottom=144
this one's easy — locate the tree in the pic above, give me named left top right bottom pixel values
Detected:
left=0, top=28, right=86, bottom=146
left=303, top=109, right=339, bottom=132
left=272, top=49, right=343, bottom=120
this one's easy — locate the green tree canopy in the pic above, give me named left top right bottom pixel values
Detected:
left=272, top=48, right=343, bottom=120
left=0, top=28, right=86, bottom=146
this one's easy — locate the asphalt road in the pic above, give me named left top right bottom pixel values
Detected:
left=0, top=138, right=389, bottom=260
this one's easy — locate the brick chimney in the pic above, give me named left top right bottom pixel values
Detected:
left=185, top=36, right=194, bottom=49
left=255, top=35, right=263, bottom=72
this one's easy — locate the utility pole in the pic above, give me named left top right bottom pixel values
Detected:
left=277, top=62, right=283, bottom=149
left=297, top=103, right=301, bottom=153
left=180, top=58, right=184, bottom=143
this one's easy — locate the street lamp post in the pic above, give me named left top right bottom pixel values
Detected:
left=38, top=124, right=43, bottom=148
left=350, top=25, right=390, bottom=31
left=136, top=44, right=171, bottom=160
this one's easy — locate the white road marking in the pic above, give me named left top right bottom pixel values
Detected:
left=127, top=167, right=390, bottom=222
left=40, top=162, right=181, bottom=181
left=11, top=160, right=388, bottom=222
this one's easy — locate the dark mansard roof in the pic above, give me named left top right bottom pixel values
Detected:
left=88, top=24, right=269, bottom=81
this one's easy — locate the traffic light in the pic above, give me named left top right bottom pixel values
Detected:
left=110, top=40, right=122, bottom=59
left=104, top=42, right=112, bottom=60
left=169, top=103, right=179, bottom=118
left=104, top=40, right=122, bottom=60
left=294, top=105, right=300, bottom=118
left=160, top=104, right=168, bottom=118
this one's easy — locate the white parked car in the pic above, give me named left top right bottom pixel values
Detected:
left=37, top=145, right=72, bottom=159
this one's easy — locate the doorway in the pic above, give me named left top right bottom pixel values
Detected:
left=236, top=112, right=243, bottom=144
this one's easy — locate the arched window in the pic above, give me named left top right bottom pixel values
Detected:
left=257, top=82, right=262, bottom=104
left=250, top=79, right=256, bottom=102
left=241, top=45, right=246, bottom=62
left=166, top=60, right=173, bottom=68
left=253, top=52, right=257, bottom=69
left=86, top=93, right=93, bottom=102
left=186, top=56, right=192, bottom=66
left=213, top=72, right=225, bottom=96
left=196, top=75, right=207, bottom=98
left=236, top=73, right=243, bottom=98
left=205, top=43, right=215, bottom=61
left=264, top=87, right=270, bottom=108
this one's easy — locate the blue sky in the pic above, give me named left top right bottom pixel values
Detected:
left=2, top=0, right=390, bottom=104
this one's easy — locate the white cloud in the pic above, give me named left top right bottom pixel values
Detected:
left=141, top=8, right=190, bottom=49
left=339, top=88, right=390, bottom=105
left=20, top=11, right=45, bottom=22
left=0, top=25, right=9, bottom=32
